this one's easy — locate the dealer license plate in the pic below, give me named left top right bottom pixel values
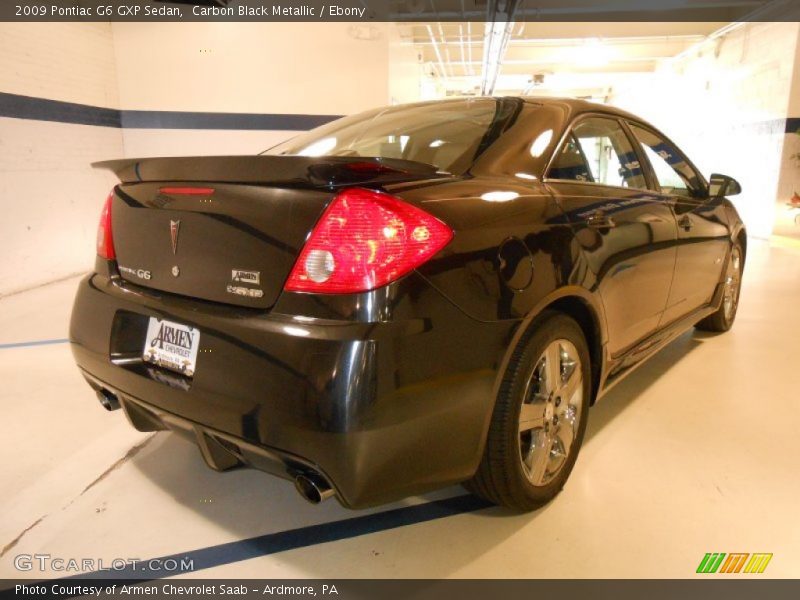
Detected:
left=142, top=317, right=200, bottom=377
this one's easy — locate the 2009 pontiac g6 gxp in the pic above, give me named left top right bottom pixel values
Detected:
left=71, top=97, right=746, bottom=510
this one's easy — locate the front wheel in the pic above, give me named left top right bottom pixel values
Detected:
left=466, top=312, right=591, bottom=511
left=696, top=242, right=743, bottom=332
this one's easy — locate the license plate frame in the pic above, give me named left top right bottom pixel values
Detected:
left=142, top=317, right=200, bottom=377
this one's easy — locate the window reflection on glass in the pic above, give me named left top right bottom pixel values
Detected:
left=267, top=100, right=499, bottom=175
left=299, top=137, right=337, bottom=157
left=628, top=123, right=704, bottom=199
left=548, top=118, right=646, bottom=189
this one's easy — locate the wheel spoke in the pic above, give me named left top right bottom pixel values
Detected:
left=561, top=364, right=581, bottom=403
left=723, top=247, right=742, bottom=319
left=548, top=434, right=568, bottom=473
left=528, top=433, right=553, bottom=485
left=519, top=402, right=546, bottom=432
left=554, top=415, right=576, bottom=458
left=544, top=343, right=562, bottom=394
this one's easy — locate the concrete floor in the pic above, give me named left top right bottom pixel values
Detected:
left=1, top=239, right=799, bottom=579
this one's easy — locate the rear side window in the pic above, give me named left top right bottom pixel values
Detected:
left=548, top=117, right=647, bottom=189
left=265, top=99, right=501, bottom=175
left=627, top=123, right=706, bottom=199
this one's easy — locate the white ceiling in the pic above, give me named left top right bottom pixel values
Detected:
left=396, top=21, right=729, bottom=99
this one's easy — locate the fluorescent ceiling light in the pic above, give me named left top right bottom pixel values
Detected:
left=574, top=38, right=612, bottom=67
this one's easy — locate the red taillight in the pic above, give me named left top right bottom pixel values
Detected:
left=284, top=188, right=453, bottom=294
left=96, top=191, right=115, bottom=260
left=159, top=187, right=215, bottom=196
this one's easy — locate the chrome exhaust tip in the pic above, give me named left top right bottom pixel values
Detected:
left=97, top=389, right=120, bottom=411
left=295, top=473, right=335, bottom=504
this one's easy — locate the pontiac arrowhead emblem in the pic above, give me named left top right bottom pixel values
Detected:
left=170, top=219, right=181, bottom=254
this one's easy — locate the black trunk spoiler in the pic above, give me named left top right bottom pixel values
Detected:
left=92, top=155, right=446, bottom=187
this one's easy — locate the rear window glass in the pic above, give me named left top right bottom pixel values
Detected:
left=264, top=99, right=501, bottom=175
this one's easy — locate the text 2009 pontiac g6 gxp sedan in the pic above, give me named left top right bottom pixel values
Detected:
left=70, top=97, right=745, bottom=510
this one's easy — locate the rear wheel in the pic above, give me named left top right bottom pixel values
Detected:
left=696, top=243, right=743, bottom=332
left=467, top=312, right=591, bottom=511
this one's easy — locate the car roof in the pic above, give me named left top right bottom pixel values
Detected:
left=387, top=95, right=646, bottom=124
left=520, top=96, right=647, bottom=122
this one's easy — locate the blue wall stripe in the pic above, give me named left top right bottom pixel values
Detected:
left=121, top=109, right=340, bottom=130
left=0, top=92, right=340, bottom=131
left=0, top=92, right=121, bottom=127
left=4, top=90, right=800, bottom=135
left=2, top=91, right=800, bottom=134
left=0, top=338, right=69, bottom=350
left=65, top=494, right=493, bottom=580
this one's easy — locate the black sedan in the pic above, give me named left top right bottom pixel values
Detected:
left=70, top=97, right=746, bottom=510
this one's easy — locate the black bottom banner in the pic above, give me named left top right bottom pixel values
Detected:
left=2, top=579, right=800, bottom=600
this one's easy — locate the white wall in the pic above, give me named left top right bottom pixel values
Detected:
left=0, top=23, right=124, bottom=296
left=611, top=22, right=800, bottom=240
left=112, top=22, right=391, bottom=157
left=774, top=30, right=800, bottom=238
left=1, top=22, right=397, bottom=296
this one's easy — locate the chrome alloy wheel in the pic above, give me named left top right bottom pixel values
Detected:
left=723, top=246, right=742, bottom=321
left=518, top=339, right=583, bottom=486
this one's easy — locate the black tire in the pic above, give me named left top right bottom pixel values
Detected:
left=466, top=311, right=591, bottom=511
left=696, top=242, right=744, bottom=333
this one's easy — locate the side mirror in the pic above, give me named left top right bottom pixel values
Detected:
left=709, top=173, right=742, bottom=198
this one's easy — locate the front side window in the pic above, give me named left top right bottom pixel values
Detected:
left=548, top=117, right=647, bottom=189
left=627, top=123, right=705, bottom=199
left=264, top=99, right=503, bottom=175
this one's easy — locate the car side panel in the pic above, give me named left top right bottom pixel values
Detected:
left=547, top=181, right=677, bottom=357
left=660, top=195, right=732, bottom=325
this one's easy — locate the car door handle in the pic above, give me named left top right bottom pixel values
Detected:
left=587, top=211, right=616, bottom=230
left=678, top=215, right=693, bottom=231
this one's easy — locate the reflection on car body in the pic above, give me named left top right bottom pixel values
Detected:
left=70, top=97, right=746, bottom=510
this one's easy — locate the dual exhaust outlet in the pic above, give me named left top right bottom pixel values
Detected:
left=294, top=473, right=335, bottom=504
left=96, top=389, right=120, bottom=411
left=96, top=387, right=334, bottom=504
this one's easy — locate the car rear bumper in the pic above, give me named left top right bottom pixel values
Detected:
left=69, top=272, right=516, bottom=508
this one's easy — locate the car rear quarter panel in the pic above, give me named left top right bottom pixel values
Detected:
left=393, top=178, right=599, bottom=326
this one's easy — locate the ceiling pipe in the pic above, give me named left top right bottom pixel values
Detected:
left=402, top=34, right=707, bottom=47
left=438, top=22, right=455, bottom=78
left=480, top=0, right=520, bottom=96
left=467, top=21, right=474, bottom=75
left=669, top=0, right=794, bottom=63
left=425, top=23, right=449, bottom=85
left=670, top=21, right=747, bottom=63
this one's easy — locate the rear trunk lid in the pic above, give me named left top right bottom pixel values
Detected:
left=96, top=156, right=445, bottom=309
